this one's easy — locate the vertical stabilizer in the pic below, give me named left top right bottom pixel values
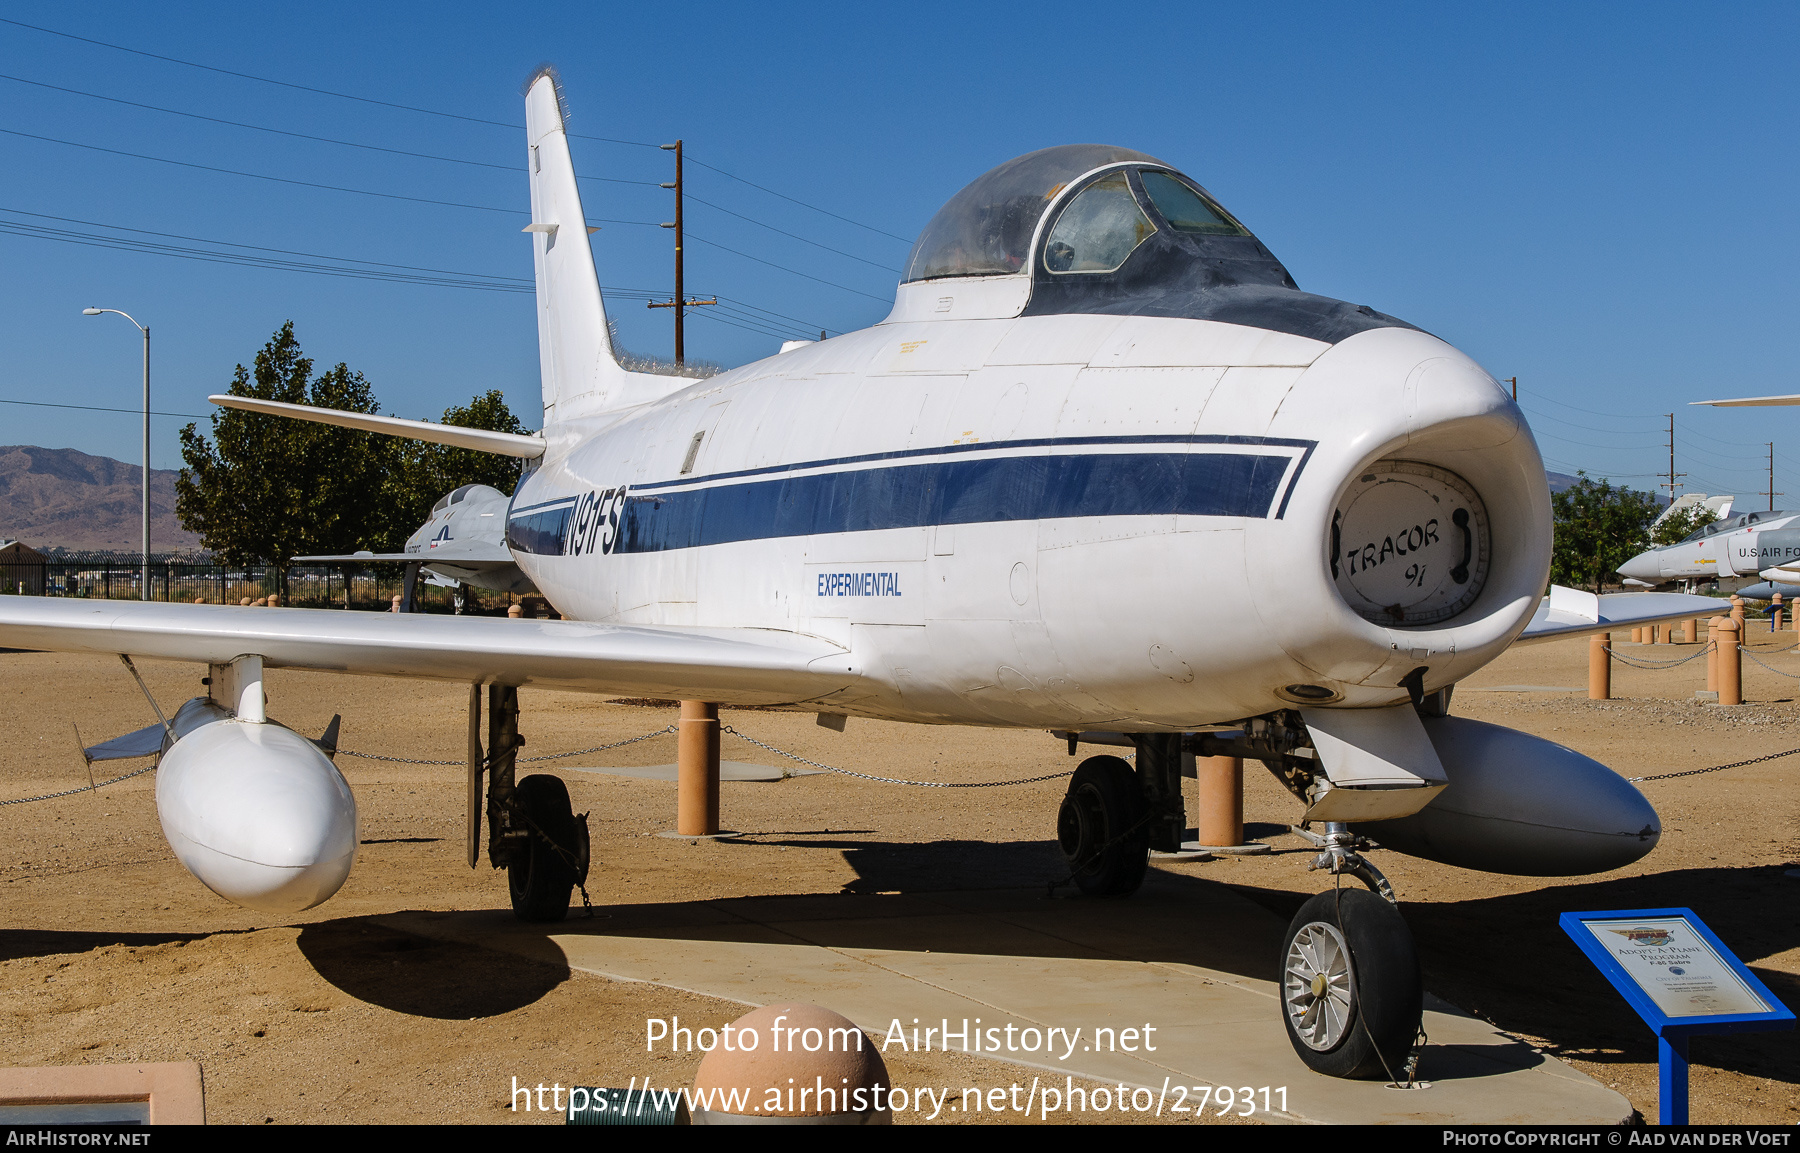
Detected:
left=523, top=68, right=630, bottom=424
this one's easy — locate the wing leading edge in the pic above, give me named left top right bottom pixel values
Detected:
left=0, top=598, right=858, bottom=705
left=1514, top=586, right=1725, bottom=645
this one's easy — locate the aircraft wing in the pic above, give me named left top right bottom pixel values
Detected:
left=0, top=597, right=857, bottom=705
left=294, top=545, right=515, bottom=569
left=1691, top=394, right=1800, bottom=407
left=1513, top=586, right=1725, bottom=645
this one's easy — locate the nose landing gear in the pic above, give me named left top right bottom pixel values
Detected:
left=1280, top=822, right=1422, bottom=1080
left=1280, top=887, right=1421, bottom=1079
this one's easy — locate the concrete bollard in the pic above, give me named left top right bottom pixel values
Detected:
left=1717, top=617, right=1742, bottom=705
left=1195, top=754, right=1245, bottom=847
left=193, top=596, right=204, bottom=605
left=266, top=593, right=279, bottom=607
left=506, top=603, right=523, bottom=618
left=1589, top=633, right=1611, bottom=700
left=677, top=701, right=721, bottom=836
left=1651, top=622, right=1662, bottom=644
left=1707, top=617, right=1720, bottom=692
left=1632, top=627, right=1644, bottom=644
left=1686, top=617, right=1701, bottom=644
left=687, top=1003, right=890, bottom=1124
left=239, top=597, right=252, bottom=606
left=389, top=595, right=401, bottom=613
left=1774, top=593, right=1785, bottom=633
left=1731, top=595, right=1745, bottom=630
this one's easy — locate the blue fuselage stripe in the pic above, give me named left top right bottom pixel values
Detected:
left=510, top=450, right=1298, bottom=556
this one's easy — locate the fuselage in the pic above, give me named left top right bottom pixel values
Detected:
left=1618, top=510, right=1800, bottom=585
left=504, top=304, right=1548, bottom=730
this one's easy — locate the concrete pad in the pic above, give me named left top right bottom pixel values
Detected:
left=561, top=760, right=821, bottom=782
left=378, top=872, right=1632, bottom=1125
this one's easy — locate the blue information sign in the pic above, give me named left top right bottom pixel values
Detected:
left=1560, top=907, right=1793, bottom=1125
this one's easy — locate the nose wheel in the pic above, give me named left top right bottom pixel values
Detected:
left=1280, top=888, right=1422, bottom=1079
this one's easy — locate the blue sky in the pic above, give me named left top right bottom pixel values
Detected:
left=2, top=2, right=1797, bottom=504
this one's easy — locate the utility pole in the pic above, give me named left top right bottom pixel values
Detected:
left=650, top=140, right=715, bottom=365
left=1661, top=413, right=1686, bottom=506
left=1763, top=443, right=1782, bottom=511
left=1504, top=376, right=1517, bottom=401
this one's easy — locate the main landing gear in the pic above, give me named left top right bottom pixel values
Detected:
left=1053, top=728, right=1426, bottom=1082
left=473, top=685, right=591, bottom=922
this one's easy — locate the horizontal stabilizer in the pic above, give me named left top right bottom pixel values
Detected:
left=83, top=722, right=164, bottom=763
left=0, top=597, right=859, bottom=706
left=1515, top=588, right=1723, bottom=645
left=209, top=396, right=545, bottom=459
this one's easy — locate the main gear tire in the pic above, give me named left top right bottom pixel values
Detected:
left=508, top=774, right=580, bottom=922
left=1279, top=888, right=1422, bottom=1079
left=1056, top=755, right=1150, bottom=896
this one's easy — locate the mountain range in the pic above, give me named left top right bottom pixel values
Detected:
left=0, top=446, right=200, bottom=552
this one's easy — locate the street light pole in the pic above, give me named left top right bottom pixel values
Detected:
left=81, top=307, right=150, bottom=601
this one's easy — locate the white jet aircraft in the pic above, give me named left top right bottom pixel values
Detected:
left=1, top=68, right=1717, bottom=1080
left=1616, top=507, right=1800, bottom=587
left=296, top=483, right=536, bottom=611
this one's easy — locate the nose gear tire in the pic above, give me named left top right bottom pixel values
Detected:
left=1280, top=888, right=1422, bottom=1079
left=1056, top=755, right=1150, bottom=896
left=509, top=774, right=579, bottom=922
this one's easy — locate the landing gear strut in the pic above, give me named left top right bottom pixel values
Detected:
left=473, top=684, right=590, bottom=922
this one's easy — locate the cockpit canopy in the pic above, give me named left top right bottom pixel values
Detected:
left=898, top=144, right=1411, bottom=345
left=431, top=484, right=480, bottom=514
left=903, top=144, right=1255, bottom=283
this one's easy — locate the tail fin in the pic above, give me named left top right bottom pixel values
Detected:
left=523, top=68, right=661, bottom=424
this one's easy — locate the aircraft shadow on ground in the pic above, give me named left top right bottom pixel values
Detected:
left=1234, top=864, right=1800, bottom=1086
left=0, top=929, right=214, bottom=963
left=295, top=917, right=569, bottom=1019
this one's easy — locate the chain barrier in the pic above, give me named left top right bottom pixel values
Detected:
left=337, top=725, right=678, bottom=766
left=1, top=763, right=159, bottom=806
left=1737, top=647, right=1800, bottom=680
left=1603, top=643, right=1714, bottom=670
left=1630, top=745, right=1800, bottom=783
left=720, top=724, right=1076, bottom=788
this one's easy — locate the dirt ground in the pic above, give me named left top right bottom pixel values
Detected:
left=2, top=625, right=1797, bottom=1125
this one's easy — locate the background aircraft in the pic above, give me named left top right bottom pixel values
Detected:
left=1617, top=507, right=1800, bottom=588
left=0, top=68, right=1712, bottom=1081
left=297, top=482, right=535, bottom=612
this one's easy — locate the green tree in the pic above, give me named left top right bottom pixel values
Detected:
left=1652, top=503, right=1724, bottom=546
left=373, top=389, right=529, bottom=550
left=1550, top=472, right=1662, bottom=593
left=176, top=322, right=391, bottom=593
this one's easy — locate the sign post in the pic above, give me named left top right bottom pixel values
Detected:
left=1560, top=907, right=1793, bottom=1125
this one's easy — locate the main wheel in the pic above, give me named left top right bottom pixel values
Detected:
left=1280, top=888, right=1422, bottom=1079
left=509, top=774, right=581, bottom=922
left=1056, top=755, right=1150, bottom=896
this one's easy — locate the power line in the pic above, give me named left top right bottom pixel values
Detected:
left=687, top=233, right=890, bottom=301
left=0, top=397, right=209, bottom=419
left=0, top=126, right=543, bottom=217
left=0, top=206, right=681, bottom=302
left=685, top=192, right=900, bottom=272
left=0, top=16, right=908, bottom=251
left=0, top=16, right=527, bottom=132
left=1519, top=386, right=1666, bottom=423
left=685, top=156, right=913, bottom=244
left=0, top=72, right=660, bottom=187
